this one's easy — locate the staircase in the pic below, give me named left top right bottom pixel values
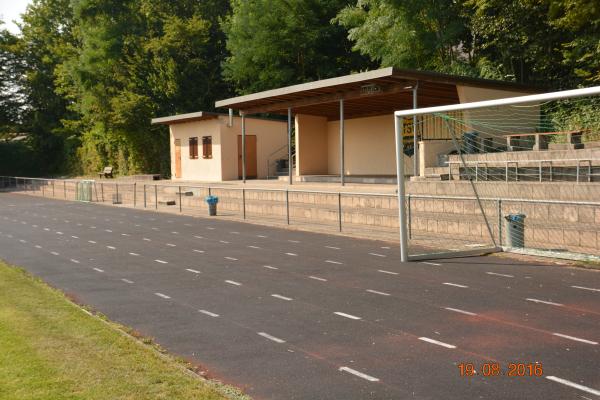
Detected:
left=266, top=144, right=295, bottom=179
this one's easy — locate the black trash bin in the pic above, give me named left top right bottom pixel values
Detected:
left=504, top=214, right=526, bottom=248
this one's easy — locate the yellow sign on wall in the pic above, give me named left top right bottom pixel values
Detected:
left=402, top=118, right=414, bottom=145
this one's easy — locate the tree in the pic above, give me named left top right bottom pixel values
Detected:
left=0, top=25, right=25, bottom=135
left=223, top=0, right=374, bottom=94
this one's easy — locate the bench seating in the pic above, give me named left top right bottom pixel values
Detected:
left=98, top=166, right=113, bottom=178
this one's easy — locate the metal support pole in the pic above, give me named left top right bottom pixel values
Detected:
left=288, top=107, right=293, bottom=185
left=539, top=161, right=542, bottom=182
left=412, top=83, right=419, bottom=177
left=340, top=99, right=345, bottom=186
left=338, top=193, right=342, bottom=232
left=394, top=115, right=409, bottom=262
left=505, top=164, right=509, bottom=182
left=408, top=194, right=412, bottom=239
left=41, top=181, right=45, bottom=197
left=52, top=180, right=55, bottom=197
left=101, top=183, right=104, bottom=202
left=179, top=186, right=182, bottom=213
left=576, top=162, right=580, bottom=183
left=143, top=184, right=147, bottom=208
left=241, top=113, right=247, bottom=183
left=155, top=185, right=158, bottom=209
left=115, top=183, right=119, bottom=204
left=64, top=181, right=67, bottom=199
left=286, top=190, right=290, bottom=225
left=242, top=188, right=246, bottom=219
left=133, top=183, right=137, bottom=207
left=498, top=199, right=503, bottom=247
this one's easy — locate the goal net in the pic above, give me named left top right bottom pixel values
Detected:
left=394, top=86, right=600, bottom=261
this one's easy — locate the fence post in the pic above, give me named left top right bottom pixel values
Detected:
left=64, top=181, right=67, bottom=199
left=179, top=186, right=182, bottom=213
left=143, top=184, right=147, bottom=208
left=242, top=188, right=246, bottom=219
left=408, top=194, right=412, bottom=239
left=101, top=183, right=104, bottom=202
left=338, top=193, right=342, bottom=232
left=497, top=199, right=503, bottom=247
left=133, top=183, right=137, bottom=207
left=52, top=180, right=55, bottom=197
left=155, top=185, right=158, bottom=210
left=115, top=183, right=119, bottom=205
left=41, top=181, right=45, bottom=197
left=286, top=190, right=290, bottom=225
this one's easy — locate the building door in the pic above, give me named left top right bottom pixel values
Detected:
left=174, top=139, right=182, bottom=178
left=238, top=135, right=257, bottom=179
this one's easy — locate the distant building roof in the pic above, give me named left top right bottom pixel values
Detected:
left=151, top=111, right=222, bottom=125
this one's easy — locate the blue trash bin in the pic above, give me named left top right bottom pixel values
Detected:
left=504, top=214, right=526, bottom=248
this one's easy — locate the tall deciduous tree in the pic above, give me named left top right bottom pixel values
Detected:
left=222, top=0, right=374, bottom=94
left=0, top=25, right=24, bottom=135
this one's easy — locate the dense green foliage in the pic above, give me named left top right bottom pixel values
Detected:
left=0, top=0, right=597, bottom=176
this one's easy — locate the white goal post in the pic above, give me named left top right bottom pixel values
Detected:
left=393, top=85, right=600, bottom=262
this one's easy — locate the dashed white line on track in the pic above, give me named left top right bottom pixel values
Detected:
left=154, top=259, right=168, bottom=264
left=366, top=289, right=390, bottom=296
left=230, top=231, right=239, bottom=235
left=143, top=238, right=151, bottom=241
left=199, top=310, right=219, bottom=317
left=71, top=236, right=79, bottom=239
left=378, top=269, right=398, bottom=275
left=105, top=229, right=112, bottom=233
left=166, top=243, right=176, bottom=247
left=70, top=259, right=80, bottom=264
left=206, top=227, right=215, bottom=230
left=443, top=282, right=468, bottom=288
left=258, top=332, right=285, bottom=344
left=285, top=252, right=297, bottom=256
left=92, top=268, right=104, bottom=273
left=271, top=294, right=293, bottom=301
left=546, top=376, right=600, bottom=396
left=369, top=252, right=386, bottom=257
left=193, top=249, right=205, bottom=253
left=121, top=233, right=130, bottom=236
left=288, top=240, right=300, bottom=243
left=129, top=252, right=139, bottom=256
left=334, top=312, right=361, bottom=320
left=34, top=245, right=42, bottom=249
left=220, top=240, right=230, bottom=244
left=121, top=278, right=134, bottom=284
left=225, top=280, right=241, bottom=286
left=257, top=235, right=267, bottom=238
left=339, top=367, right=379, bottom=382
left=421, top=261, right=441, bottom=266
left=171, top=231, right=179, bottom=235
left=186, top=268, right=201, bottom=274
left=445, top=307, right=477, bottom=316
left=418, top=337, right=456, bottom=349
left=263, top=265, right=278, bottom=270
left=88, top=240, right=96, bottom=244
left=194, top=236, right=204, bottom=239
left=155, top=292, right=170, bottom=299
left=19, top=239, right=27, bottom=243
left=486, top=272, right=514, bottom=278
left=325, top=246, right=340, bottom=250
left=325, top=260, right=342, bottom=265
left=106, top=246, right=116, bottom=250
left=224, top=256, right=238, bottom=261
left=50, top=251, right=59, bottom=256
left=309, top=276, right=327, bottom=281
left=571, top=285, right=600, bottom=293
left=247, top=245, right=261, bottom=249
left=552, top=333, right=598, bottom=345
left=526, top=298, right=563, bottom=306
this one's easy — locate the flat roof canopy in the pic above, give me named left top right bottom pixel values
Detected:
left=215, top=67, right=540, bottom=120
left=151, top=111, right=222, bottom=125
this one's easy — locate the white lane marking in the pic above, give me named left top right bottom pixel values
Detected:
left=257, top=234, right=267, bottom=238
left=186, top=268, right=201, bottom=274
left=334, top=312, right=361, bottom=320
left=258, top=332, right=286, bottom=344
left=151, top=227, right=159, bottom=231
left=443, top=282, right=468, bottom=288
left=154, top=259, right=168, bottom=264
left=552, top=333, right=598, bottom=345
left=288, top=240, right=300, bottom=243
left=526, top=298, right=563, bottom=307
left=143, top=238, right=151, bottom=241
left=271, top=294, right=293, bottom=301
left=369, top=252, right=386, bottom=257
left=166, top=243, right=176, bottom=247
left=445, top=307, right=477, bottom=316
left=263, top=265, right=278, bottom=270
left=129, top=252, right=140, bottom=256
left=155, top=292, right=171, bottom=299
left=44, top=228, right=50, bottom=231
left=121, top=278, right=134, bottom=284
left=339, top=367, right=379, bottom=382
left=71, top=235, right=79, bottom=239
left=206, top=227, right=215, bottom=230
left=76, top=223, right=82, bottom=226
left=247, top=245, right=261, bottom=249
left=90, top=226, right=96, bottom=229
left=194, top=235, right=204, bottom=239
left=104, top=229, right=112, bottom=233
left=381, top=246, right=390, bottom=249
left=418, top=337, right=456, bottom=349
left=219, top=240, right=230, bottom=244
left=171, top=231, right=179, bottom=235
left=325, top=260, right=342, bottom=265
left=19, top=239, right=27, bottom=243
left=309, top=276, right=327, bottom=281
left=199, top=310, right=219, bottom=317
left=88, top=240, right=96, bottom=244
left=486, top=272, right=514, bottom=278
left=193, top=249, right=205, bottom=253
left=51, top=251, right=59, bottom=256
left=546, top=376, right=600, bottom=396
left=121, top=233, right=130, bottom=237
left=421, top=261, right=441, bottom=266
left=325, top=246, right=340, bottom=250
left=32, top=224, right=38, bottom=228
left=106, top=246, right=116, bottom=250
left=70, top=259, right=80, bottom=264
left=34, top=245, right=42, bottom=249
left=571, top=285, right=600, bottom=293
left=92, top=268, right=104, bottom=273
left=224, top=256, right=238, bottom=261
left=366, top=289, right=391, bottom=296
left=225, top=280, right=241, bottom=286
left=378, top=269, right=398, bottom=275
left=230, top=231, right=240, bottom=235
left=285, top=252, right=297, bottom=256
left=135, top=224, right=140, bottom=227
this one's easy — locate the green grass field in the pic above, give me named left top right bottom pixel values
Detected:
left=0, top=261, right=243, bottom=400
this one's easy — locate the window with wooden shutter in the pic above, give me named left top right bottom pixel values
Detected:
left=189, top=137, right=198, bottom=159
left=202, top=136, right=212, bottom=159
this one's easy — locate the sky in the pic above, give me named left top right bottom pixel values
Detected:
left=0, top=0, right=32, bottom=33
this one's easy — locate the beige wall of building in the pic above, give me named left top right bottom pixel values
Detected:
left=295, top=114, right=329, bottom=175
